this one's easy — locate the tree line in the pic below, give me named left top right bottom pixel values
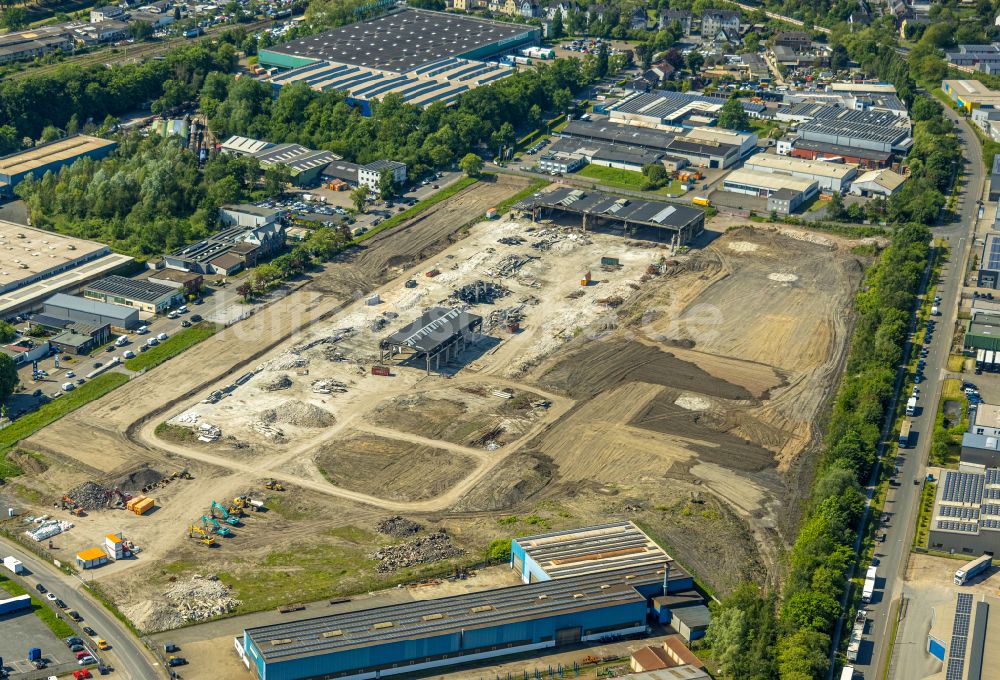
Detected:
left=705, top=223, right=930, bottom=679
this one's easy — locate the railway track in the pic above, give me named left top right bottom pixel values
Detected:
left=5, top=17, right=274, bottom=79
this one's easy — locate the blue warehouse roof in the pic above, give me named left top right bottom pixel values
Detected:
left=245, top=565, right=664, bottom=663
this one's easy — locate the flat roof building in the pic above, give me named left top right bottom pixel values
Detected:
left=966, top=310, right=1000, bottom=352
left=43, top=292, right=139, bottom=331
left=782, top=137, right=894, bottom=169
left=664, top=135, right=741, bottom=169
left=239, top=565, right=658, bottom=680
left=797, top=118, right=912, bottom=154
left=0, top=25, right=73, bottom=66
left=606, top=89, right=760, bottom=130
left=83, top=275, right=183, bottom=314
left=254, top=144, right=341, bottom=187
left=514, top=187, right=705, bottom=244
left=743, top=153, right=858, bottom=192
left=927, top=467, right=1000, bottom=556
left=722, top=168, right=819, bottom=214
left=943, top=79, right=1000, bottom=112
left=511, top=521, right=691, bottom=585
left=560, top=119, right=676, bottom=152
left=0, top=135, right=117, bottom=196
left=978, top=232, right=1000, bottom=290
left=219, top=204, right=281, bottom=229
left=259, top=9, right=535, bottom=112
left=926, top=592, right=1000, bottom=677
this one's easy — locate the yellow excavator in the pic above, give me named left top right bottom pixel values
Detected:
left=263, top=479, right=285, bottom=491
left=188, top=524, right=216, bottom=547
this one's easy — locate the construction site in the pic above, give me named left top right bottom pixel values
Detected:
left=0, top=179, right=868, bottom=667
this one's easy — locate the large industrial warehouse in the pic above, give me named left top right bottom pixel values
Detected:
left=515, top=187, right=705, bottom=244
left=742, top=153, right=858, bottom=193
left=927, top=467, right=1000, bottom=555
left=0, top=134, right=117, bottom=197
left=259, top=8, right=536, bottom=112
left=236, top=522, right=704, bottom=680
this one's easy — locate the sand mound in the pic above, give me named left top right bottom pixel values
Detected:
left=768, top=273, right=799, bottom=282
left=728, top=241, right=759, bottom=253
left=258, top=400, right=335, bottom=428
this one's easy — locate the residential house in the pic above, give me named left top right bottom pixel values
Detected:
left=519, top=0, right=539, bottom=18
left=629, top=6, right=648, bottom=30
left=701, top=9, right=740, bottom=37
left=544, top=1, right=570, bottom=20
left=774, top=31, right=811, bottom=51
left=659, top=9, right=692, bottom=35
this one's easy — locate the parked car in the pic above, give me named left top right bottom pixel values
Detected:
left=167, top=657, right=187, bottom=667
left=180, top=320, right=191, bottom=328
left=157, top=333, right=168, bottom=341
left=65, top=637, right=83, bottom=646
left=79, top=656, right=96, bottom=665
left=83, top=627, right=97, bottom=636
left=70, top=644, right=86, bottom=653
left=55, top=599, right=68, bottom=609
left=36, top=583, right=46, bottom=594
left=46, top=593, right=57, bottom=601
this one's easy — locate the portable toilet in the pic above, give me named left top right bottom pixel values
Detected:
left=27, top=648, right=40, bottom=661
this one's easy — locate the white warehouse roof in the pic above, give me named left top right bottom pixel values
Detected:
left=744, top=154, right=857, bottom=179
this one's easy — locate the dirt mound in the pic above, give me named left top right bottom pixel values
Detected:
left=450, top=452, right=554, bottom=512
left=124, top=574, right=240, bottom=633
left=260, top=374, right=293, bottom=392
left=7, top=449, right=47, bottom=475
left=113, top=466, right=163, bottom=495
left=66, top=481, right=110, bottom=510
left=369, top=530, right=464, bottom=573
left=376, top=516, right=422, bottom=537
left=258, top=401, right=335, bottom=428
left=541, top=340, right=754, bottom=401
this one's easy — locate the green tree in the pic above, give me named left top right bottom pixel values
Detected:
left=551, top=8, right=564, bottom=38
left=351, top=185, right=369, bottom=213
left=0, top=321, right=16, bottom=343
left=39, top=126, right=61, bottom=144
left=0, top=7, right=28, bottom=30
left=717, top=95, right=750, bottom=131
left=686, top=50, right=704, bottom=73
left=0, top=353, right=17, bottom=402
left=596, top=42, right=609, bottom=78
left=263, top=164, right=291, bottom=196
left=130, top=20, right=154, bottom=41
left=377, top=168, right=395, bottom=200
left=830, top=43, right=849, bottom=70
left=459, top=152, right=484, bottom=178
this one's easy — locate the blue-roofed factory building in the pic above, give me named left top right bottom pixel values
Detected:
left=258, top=8, right=537, bottom=114
left=235, top=522, right=705, bottom=680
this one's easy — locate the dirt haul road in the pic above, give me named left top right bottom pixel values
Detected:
left=24, top=176, right=529, bottom=479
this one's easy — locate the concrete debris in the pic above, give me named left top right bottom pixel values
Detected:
left=67, top=481, right=111, bottom=510
left=311, top=379, right=347, bottom=395
left=497, top=236, right=524, bottom=246
left=375, top=516, right=423, bottom=537
left=452, top=280, right=509, bottom=305
left=262, top=353, right=309, bottom=371
left=260, top=374, right=293, bottom=392
left=292, top=329, right=353, bottom=354
left=369, top=530, right=464, bottom=573
left=250, top=420, right=285, bottom=440
left=175, top=411, right=200, bottom=424
left=257, top=400, right=335, bottom=428
left=486, top=254, right=532, bottom=277
left=126, top=575, right=240, bottom=633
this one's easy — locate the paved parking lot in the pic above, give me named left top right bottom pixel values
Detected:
left=0, top=596, right=76, bottom=675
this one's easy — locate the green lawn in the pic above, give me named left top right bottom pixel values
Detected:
left=354, top=177, right=478, bottom=244
left=0, top=574, right=75, bottom=639
left=123, top=323, right=219, bottom=372
left=0, top=373, right=128, bottom=459
left=914, top=481, right=937, bottom=548
left=577, top=165, right=686, bottom=195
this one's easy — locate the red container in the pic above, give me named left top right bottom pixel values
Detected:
left=371, top=366, right=390, bottom=376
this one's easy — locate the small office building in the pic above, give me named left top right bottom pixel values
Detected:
left=49, top=322, right=111, bottom=355
left=743, top=153, right=858, bottom=193
left=722, top=168, right=819, bottom=214
left=84, top=275, right=183, bottom=314
left=219, top=205, right=281, bottom=229
left=147, top=269, right=203, bottom=296
left=42, top=293, right=139, bottom=331
left=358, top=160, right=407, bottom=190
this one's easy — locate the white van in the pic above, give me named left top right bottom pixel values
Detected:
left=115, top=335, right=128, bottom=347
left=157, top=332, right=168, bottom=341
left=61, top=382, right=75, bottom=391
left=136, top=326, right=149, bottom=335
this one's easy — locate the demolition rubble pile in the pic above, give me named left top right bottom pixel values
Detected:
left=125, top=575, right=241, bottom=633
left=375, top=516, right=422, bottom=538
left=369, top=530, right=464, bottom=573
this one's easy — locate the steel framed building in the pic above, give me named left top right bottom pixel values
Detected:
left=515, top=187, right=704, bottom=244
left=239, top=567, right=654, bottom=680
left=379, top=307, right=483, bottom=374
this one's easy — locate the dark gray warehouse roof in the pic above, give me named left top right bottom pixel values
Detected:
left=790, top=138, right=893, bottom=162
left=777, top=102, right=905, bottom=127
left=561, top=119, right=676, bottom=151
left=245, top=565, right=659, bottom=662
left=265, top=8, right=534, bottom=73
left=516, top=187, right=704, bottom=230
left=384, top=307, right=482, bottom=354
left=85, top=275, right=177, bottom=303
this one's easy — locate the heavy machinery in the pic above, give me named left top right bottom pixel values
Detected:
left=201, top=515, right=232, bottom=537
left=210, top=500, right=240, bottom=526
left=187, top=525, right=216, bottom=547
left=61, top=496, right=85, bottom=517
left=264, top=479, right=285, bottom=491
left=105, top=487, right=131, bottom=509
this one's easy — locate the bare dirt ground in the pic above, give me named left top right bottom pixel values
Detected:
left=6, top=202, right=866, bottom=637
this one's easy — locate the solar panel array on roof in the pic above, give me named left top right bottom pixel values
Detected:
left=984, top=234, right=1000, bottom=272
left=936, top=520, right=979, bottom=533
left=939, top=506, right=981, bottom=520
left=946, top=593, right=974, bottom=680
left=265, top=8, right=534, bottom=73
left=942, top=470, right=986, bottom=504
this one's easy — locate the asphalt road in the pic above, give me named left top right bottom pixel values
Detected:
left=0, top=537, right=163, bottom=679
left=844, top=105, right=986, bottom=679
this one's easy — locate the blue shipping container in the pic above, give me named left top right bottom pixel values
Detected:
left=28, top=647, right=40, bottom=661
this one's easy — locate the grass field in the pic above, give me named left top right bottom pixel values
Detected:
left=354, top=177, right=478, bottom=244
left=577, top=165, right=685, bottom=195
left=123, top=323, right=219, bottom=372
left=0, top=373, right=128, bottom=458
left=0, top=573, right=75, bottom=639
